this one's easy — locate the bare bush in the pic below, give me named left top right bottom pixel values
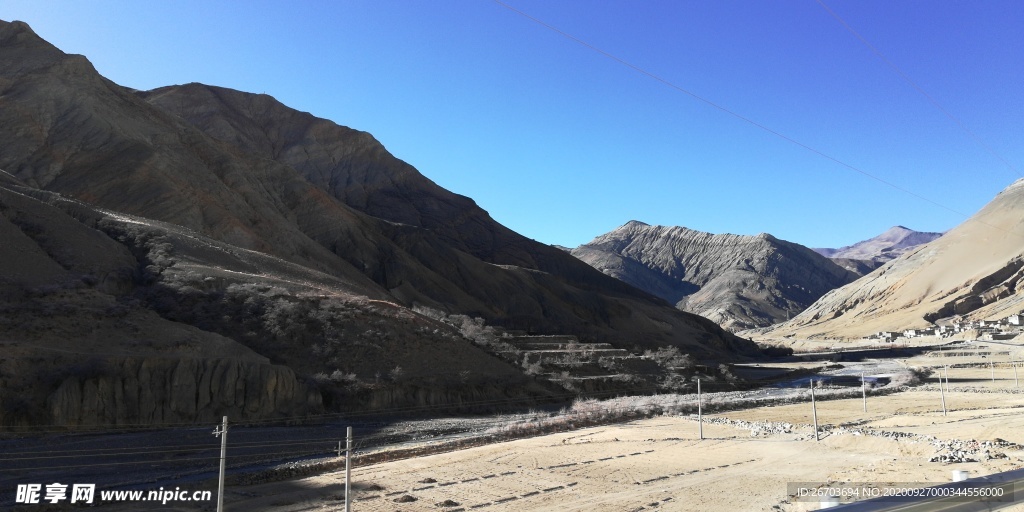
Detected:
left=523, top=359, right=543, bottom=376
left=644, top=346, right=695, bottom=369
left=758, top=342, right=794, bottom=357
left=389, top=365, right=405, bottom=381
left=554, top=351, right=585, bottom=368
left=889, top=366, right=931, bottom=389
left=329, top=370, right=357, bottom=384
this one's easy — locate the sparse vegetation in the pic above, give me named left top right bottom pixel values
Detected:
left=757, top=342, right=795, bottom=357
left=643, top=346, right=695, bottom=369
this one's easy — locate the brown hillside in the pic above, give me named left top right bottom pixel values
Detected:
left=755, top=179, right=1024, bottom=340
left=0, top=20, right=756, bottom=359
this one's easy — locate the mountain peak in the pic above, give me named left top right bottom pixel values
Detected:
left=0, top=19, right=99, bottom=79
left=0, top=19, right=34, bottom=36
left=814, top=226, right=943, bottom=263
left=572, top=222, right=856, bottom=331
left=882, top=225, right=920, bottom=236
left=1, top=20, right=50, bottom=50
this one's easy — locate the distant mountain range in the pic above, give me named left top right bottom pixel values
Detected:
left=756, top=181, right=1024, bottom=340
left=813, top=226, right=943, bottom=273
left=0, top=20, right=758, bottom=425
left=570, top=222, right=858, bottom=331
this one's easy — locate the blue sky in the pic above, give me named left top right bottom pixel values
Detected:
left=5, top=1, right=1023, bottom=248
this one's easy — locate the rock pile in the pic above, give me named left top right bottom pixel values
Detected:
left=700, top=417, right=795, bottom=437
left=708, top=415, right=1022, bottom=466
left=928, top=438, right=1016, bottom=463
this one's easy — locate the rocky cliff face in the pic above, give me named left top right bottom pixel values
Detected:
left=44, top=358, right=321, bottom=426
left=758, top=179, right=1024, bottom=340
left=571, top=221, right=858, bottom=331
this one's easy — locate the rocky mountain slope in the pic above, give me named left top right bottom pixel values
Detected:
left=0, top=180, right=542, bottom=426
left=0, top=20, right=760, bottom=425
left=756, top=179, right=1024, bottom=340
left=571, top=221, right=858, bottom=331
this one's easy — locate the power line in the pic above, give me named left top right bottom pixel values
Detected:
left=0, top=391, right=819, bottom=469
left=489, top=1, right=969, bottom=218
left=489, top=0, right=1024, bottom=241
left=0, top=384, right=655, bottom=433
left=814, top=0, right=1020, bottom=179
left=0, top=357, right=877, bottom=435
left=0, top=439, right=337, bottom=461
left=0, top=377, right=745, bottom=434
left=0, top=449, right=327, bottom=472
left=0, top=455, right=222, bottom=472
left=0, top=381, right=870, bottom=474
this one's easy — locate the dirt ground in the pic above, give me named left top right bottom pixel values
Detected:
left=192, top=347, right=1024, bottom=511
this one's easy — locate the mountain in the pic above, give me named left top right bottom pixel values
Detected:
left=757, top=180, right=1024, bottom=340
left=829, top=257, right=885, bottom=277
left=570, top=221, right=858, bottom=331
left=814, top=226, right=943, bottom=262
left=0, top=20, right=759, bottom=424
left=0, top=180, right=542, bottom=424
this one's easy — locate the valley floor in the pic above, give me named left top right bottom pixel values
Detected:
left=211, top=347, right=1024, bottom=512
left=214, top=360, right=1024, bottom=512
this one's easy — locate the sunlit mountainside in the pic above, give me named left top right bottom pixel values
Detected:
left=0, top=20, right=759, bottom=426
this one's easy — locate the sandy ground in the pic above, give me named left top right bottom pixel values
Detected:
left=101, top=344, right=1024, bottom=512
left=163, top=349, right=1024, bottom=511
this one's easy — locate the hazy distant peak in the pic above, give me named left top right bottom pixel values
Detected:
left=813, top=226, right=943, bottom=263
left=617, top=220, right=651, bottom=231
left=881, top=225, right=915, bottom=236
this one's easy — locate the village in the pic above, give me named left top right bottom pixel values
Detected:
left=872, top=313, right=1024, bottom=342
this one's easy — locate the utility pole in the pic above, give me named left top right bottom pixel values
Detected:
left=212, top=416, right=228, bottom=512
left=697, top=379, right=703, bottom=440
left=940, top=367, right=948, bottom=416
left=345, top=426, right=353, bottom=512
left=810, top=380, right=819, bottom=442
left=1014, top=362, right=1019, bottom=388
left=861, top=372, right=867, bottom=413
